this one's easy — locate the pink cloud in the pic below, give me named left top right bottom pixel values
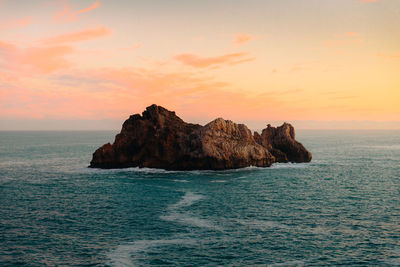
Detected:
left=0, top=66, right=232, bottom=120
left=174, top=52, right=254, bottom=68
left=0, top=64, right=296, bottom=121
left=0, top=24, right=111, bottom=74
left=53, top=1, right=101, bottom=23
left=42, top=26, right=112, bottom=44
left=0, top=39, right=74, bottom=73
left=18, top=45, right=74, bottom=73
left=233, top=33, right=262, bottom=45
left=0, top=16, right=33, bottom=31
left=0, top=40, right=17, bottom=51
left=360, top=0, right=380, bottom=2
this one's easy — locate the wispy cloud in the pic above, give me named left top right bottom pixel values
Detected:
left=20, top=45, right=75, bottom=73
left=232, top=33, right=263, bottom=45
left=0, top=40, right=75, bottom=73
left=0, top=17, right=33, bottom=32
left=1, top=24, right=111, bottom=74
left=53, top=1, right=100, bottom=23
left=0, top=40, right=17, bottom=51
left=174, top=52, right=254, bottom=68
left=42, top=26, right=112, bottom=44
left=360, top=0, right=380, bottom=2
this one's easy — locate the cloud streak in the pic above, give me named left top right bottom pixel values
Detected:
left=18, top=45, right=74, bottom=73
left=0, top=40, right=75, bottom=73
left=42, top=26, right=112, bottom=44
left=232, top=33, right=262, bottom=45
left=0, top=17, right=33, bottom=31
left=53, top=1, right=101, bottom=22
left=174, top=52, right=254, bottom=68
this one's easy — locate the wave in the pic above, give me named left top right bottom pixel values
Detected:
left=237, top=219, right=290, bottom=230
left=359, top=144, right=400, bottom=150
left=383, top=248, right=400, bottom=265
left=237, top=219, right=330, bottom=237
left=84, top=163, right=309, bottom=175
left=160, top=213, right=220, bottom=229
left=84, top=166, right=181, bottom=174
left=171, top=179, right=189, bottom=183
left=269, top=162, right=309, bottom=169
left=268, top=259, right=307, bottom=266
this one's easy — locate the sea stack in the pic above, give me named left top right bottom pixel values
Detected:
left=89, top=104, right=312, bottom=170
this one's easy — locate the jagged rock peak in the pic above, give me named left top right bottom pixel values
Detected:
left=89, top=104, right=312, bottom=170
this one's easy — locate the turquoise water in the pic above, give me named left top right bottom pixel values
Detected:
left=0, top=130, right=399, bottom=266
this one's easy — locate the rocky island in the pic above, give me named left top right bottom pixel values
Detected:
left=89, top=104, right=312, bottom=170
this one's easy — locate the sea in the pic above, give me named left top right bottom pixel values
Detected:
left=0, top=130, right=399, bottom=266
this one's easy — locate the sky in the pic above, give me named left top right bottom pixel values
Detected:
left=0, top=0, right=399, bottom=130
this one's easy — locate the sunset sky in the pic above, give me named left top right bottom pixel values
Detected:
left=0, top=0, right=399, bottom=130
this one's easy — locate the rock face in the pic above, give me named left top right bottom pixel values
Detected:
left=89, top=104, right=312, bottom=170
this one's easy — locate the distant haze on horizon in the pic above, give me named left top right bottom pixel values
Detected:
left=0, top=0, right=399, bottom=130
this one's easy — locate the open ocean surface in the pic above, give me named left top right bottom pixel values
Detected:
left=0, top=130, right=399, bottom=266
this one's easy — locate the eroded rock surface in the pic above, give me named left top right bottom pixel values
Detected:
left=89, top=104, right=311, bottom=170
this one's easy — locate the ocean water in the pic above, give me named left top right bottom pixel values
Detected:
left=0, top=130, right=399, bottom=266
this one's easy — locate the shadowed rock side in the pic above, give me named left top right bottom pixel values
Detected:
left=89, top=104, right=312, bottom=170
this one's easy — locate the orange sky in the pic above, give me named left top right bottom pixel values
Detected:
left=0, top=0, right=399, bottom=130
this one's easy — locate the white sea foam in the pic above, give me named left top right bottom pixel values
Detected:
left=171, top=179, right=189, bottom=183
left=85, top=164, right=304, bottom=175
left=85, top=166, right=181, bottom=174
left=169, top=192, right=204, bottom=209
left=107, top=237, right=195, bottom=267
left=83, top=161, right=311, bottom=176
left=210, top=180, right=228, bottom=183
left=107, top=192, right=208, bottom=265
left=160, top=192, right=222, bottom=230
left=270, top=163, right=309, bottom=169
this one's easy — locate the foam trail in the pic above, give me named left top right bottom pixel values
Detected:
left=160, top=192, right=222, bottom=230
left=169, top=192, right=203, bottom=209
left=107, top=237, right=195, bottom=267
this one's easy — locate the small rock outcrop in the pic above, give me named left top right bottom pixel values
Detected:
left=89, top=104, right=312, bottom=170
